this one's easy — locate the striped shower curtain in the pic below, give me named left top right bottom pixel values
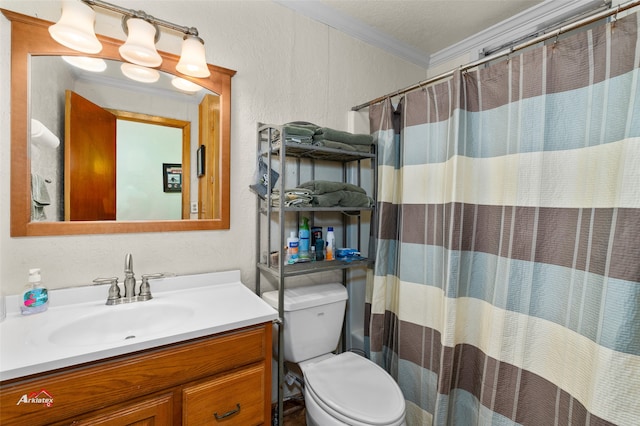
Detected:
left=366, top=11, right=640, bottom=426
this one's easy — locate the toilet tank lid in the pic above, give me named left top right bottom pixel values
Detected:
left=261, top=283, right=347, bottom=311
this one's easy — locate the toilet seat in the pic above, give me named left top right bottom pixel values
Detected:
left=303, top=352, right=405, bottom=426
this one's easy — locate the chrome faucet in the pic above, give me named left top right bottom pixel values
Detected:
left=123, top=253, right=136, bottom=298
left=93, top=254, right=164, bottom=305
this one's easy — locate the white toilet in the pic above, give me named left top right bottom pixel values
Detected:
left=262, top=283, right=406, bottom=426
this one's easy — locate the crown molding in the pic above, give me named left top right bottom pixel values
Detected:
left=428, top=0, right=608, bottom=67
left=276, top=0, right=609, bottom=71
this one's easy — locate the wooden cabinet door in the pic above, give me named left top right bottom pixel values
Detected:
left=59, top=393, right=173, bottom=426
left=183, top=364, right=266, bottom=425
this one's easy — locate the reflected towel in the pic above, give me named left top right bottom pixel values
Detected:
left=31, top=173, right=51, bottom=221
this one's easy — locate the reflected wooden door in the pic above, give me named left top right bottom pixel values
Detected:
left=198, top=94, right=220, bottom=220
left=65, top=90, right=117, bottom=221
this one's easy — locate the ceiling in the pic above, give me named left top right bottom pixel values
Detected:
left=321, top=0, right=543, bottom=58
left=276, top=0, right=609, bottom=68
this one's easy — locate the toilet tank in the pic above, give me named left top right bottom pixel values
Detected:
left=262, top=283, right=347, bottom=363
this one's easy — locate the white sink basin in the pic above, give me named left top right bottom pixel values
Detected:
left=48, top=302, right=195, bottom=346
left=0, top=270, right=278, bottom=381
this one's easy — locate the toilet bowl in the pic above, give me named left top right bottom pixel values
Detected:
left=262, top=283, right=406, bottom=426
left=300, top=352, right=406, bottom=426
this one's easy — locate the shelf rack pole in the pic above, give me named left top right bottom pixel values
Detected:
left=276, top=124, right=286, bottom=426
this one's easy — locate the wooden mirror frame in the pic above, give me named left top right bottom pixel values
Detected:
left=3, top=9, right=235, bottom=236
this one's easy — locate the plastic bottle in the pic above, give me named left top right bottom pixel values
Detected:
left=20, top=268, right=49, bottom=315
left=325, top=227, right=335, bottom=261
left=315, top=237, right=325, bottom=261
left=298, top=217, right=310, bottom=259
left=286, top=231, right=299, bottom=264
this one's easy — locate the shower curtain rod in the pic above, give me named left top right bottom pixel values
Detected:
left=352, top=0, right=640, bottom=111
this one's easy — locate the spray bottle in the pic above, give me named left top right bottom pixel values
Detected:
left=299, top=217, right=310, bottom=259
left=287, top=231, right=299, bottom=264
left=325, top=227, right=335, bottom=261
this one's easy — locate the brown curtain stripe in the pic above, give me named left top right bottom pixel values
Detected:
left=374, top=202, right=640, bottom=283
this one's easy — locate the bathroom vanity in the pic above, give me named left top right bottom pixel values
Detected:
left=0, top=271, right=277, bottom=425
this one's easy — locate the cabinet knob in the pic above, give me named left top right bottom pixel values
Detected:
left=214, top=403, right=241, bottom=420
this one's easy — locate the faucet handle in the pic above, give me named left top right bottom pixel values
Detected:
left=94, top=277, right=121, bottom=305
left=93, top=277, right=119, bottom=286
left=139, top=273, right=164, bottom=301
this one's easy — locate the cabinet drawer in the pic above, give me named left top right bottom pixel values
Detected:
left=54, top=393, right=173, bottom=426
left=183, top=364, right=266, bottom=425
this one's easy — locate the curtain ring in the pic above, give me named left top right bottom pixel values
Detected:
left=553, top=29, right=561, bottom=48
left=612, top=5, right=620, bottom=27
left=506, top=47, right=514, bottom=63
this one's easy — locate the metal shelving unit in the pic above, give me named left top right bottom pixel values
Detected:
left=253, top=123, right=377, bottom=425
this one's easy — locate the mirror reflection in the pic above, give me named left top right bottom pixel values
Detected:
left=6, top=9, right=234, bottom=236
left=30, top=56, right=214, bottom=222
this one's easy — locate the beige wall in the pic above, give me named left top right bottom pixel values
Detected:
left=0, top=0, right=427, bottom=295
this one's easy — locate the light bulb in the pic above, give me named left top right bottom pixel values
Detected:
left=119, top=18, right=162, bottom=68
left=48, top=0, right=102, bottom=54
left=176, top=35, right=210, bottom=78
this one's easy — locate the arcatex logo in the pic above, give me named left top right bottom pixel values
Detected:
left=16, top=389, right=54, bottom=407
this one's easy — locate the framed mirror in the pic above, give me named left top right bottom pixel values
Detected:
left=4, top=9, right=236, bottom=236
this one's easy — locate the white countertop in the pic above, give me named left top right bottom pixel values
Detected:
left=0, top=270, right=277, bottom=381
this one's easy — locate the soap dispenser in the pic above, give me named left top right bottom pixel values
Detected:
left=20, top=268, right=49, bottom=315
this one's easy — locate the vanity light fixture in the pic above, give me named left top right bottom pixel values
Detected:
left=176, top=35, right=209, bottom=78
left=48, top=0, right=102, bottom=54
left=118, top=17, right=162, bottom=68
left=49, top=0, right=211, bottom=78
left=120, top=63, right=160, bottom=83
left=171, top=76, right=203, bottom=93
left=61, top=55, right=107, bottom=72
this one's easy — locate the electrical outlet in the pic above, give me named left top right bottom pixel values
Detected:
left=190, top=202, right=198, bottom=214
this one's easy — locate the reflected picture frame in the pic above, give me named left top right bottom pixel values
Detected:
left=162, top=163, right=182, bottom=193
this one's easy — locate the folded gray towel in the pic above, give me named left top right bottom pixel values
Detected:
left=286, top=135, right=313, bottom=144
left=313, top=191, right=373, bottom=208
left=282, top=124, right=318, bottom=137
left=297, top=180, right=366, bottom=195
left=313, top=128, right=374, bottom=146
left=271, top=188, right=314, bottom=207
left=313, top=139, right=372, bottom=153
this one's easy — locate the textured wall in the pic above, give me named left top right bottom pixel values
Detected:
left=0, top=0, right=427, bottom=295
